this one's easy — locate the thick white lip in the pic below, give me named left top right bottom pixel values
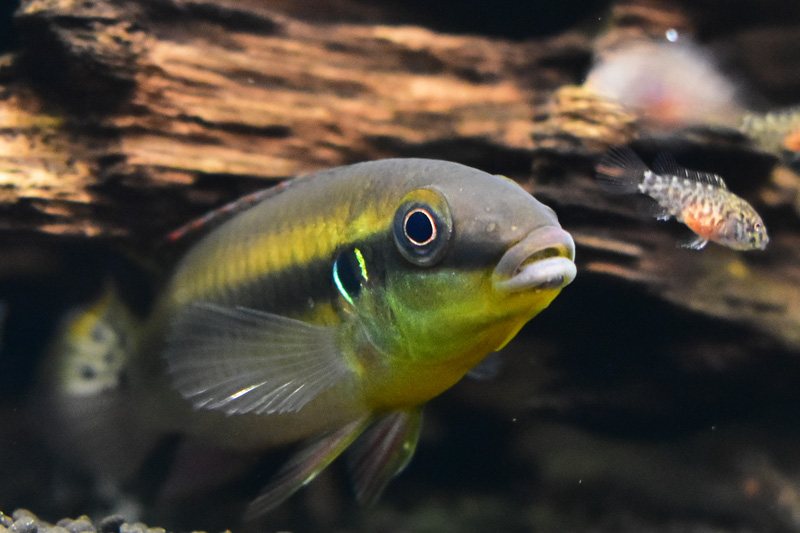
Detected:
left=493, top=226, right=577, bottom=292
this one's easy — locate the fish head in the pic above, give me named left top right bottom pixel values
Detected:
left=44, top=288, right=133, bottom=397
left=358, top=166, right=575, bottom=382
left=720, top=203, right=769, bottom=251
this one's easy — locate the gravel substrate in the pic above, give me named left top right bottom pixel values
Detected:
left=0, top=510, right=220, bottom=533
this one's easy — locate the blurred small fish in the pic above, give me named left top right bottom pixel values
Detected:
left=585, top=40, right=742, bottom=130
left=33, top=283, right=153, bottom=482
left=597, top=147, right=768, bottom=250
left=44, top=286, right=136, bottom=397
left=740, top=107, right=800, bottom=172
left=740, top=106, right=800, bottom=155
left=131, top=158, right=577, bottom=515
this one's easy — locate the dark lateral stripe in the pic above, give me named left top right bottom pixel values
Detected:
left=194, top=228, right=505, bottom=320
left=204, top=232, right=390, bottom=318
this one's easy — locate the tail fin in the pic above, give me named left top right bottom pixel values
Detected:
left=596, top=147, right=649, bottom=194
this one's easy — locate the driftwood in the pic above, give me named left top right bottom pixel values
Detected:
left=2, top=0, right=589, bottom=239
left=3, top=0, right=800, bottom=531
left=2, top=0, right=798, bottom=347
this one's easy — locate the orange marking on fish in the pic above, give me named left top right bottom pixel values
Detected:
left=783, top=128, right=800, bottom=152
left=683, top=212, right=719, bottom=240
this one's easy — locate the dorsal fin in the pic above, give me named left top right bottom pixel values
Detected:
left=651, top=152, right=683, bottom=177
left=687, top=169, right=728, bottom=189
left=162, top=181, right=292, bottom=245
left=652, top=153, right=728, bottom=189
left=595, top=147, right=649, bottom=194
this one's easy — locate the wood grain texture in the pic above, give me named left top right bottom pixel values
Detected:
left=3, top=0, right=591, bottom=241
left=3, top=0, right=800, bottom=348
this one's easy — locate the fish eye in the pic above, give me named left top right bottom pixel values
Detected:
left=393, top=187, right=453, bottom=267
left=754, top=222, right=762, bottom=232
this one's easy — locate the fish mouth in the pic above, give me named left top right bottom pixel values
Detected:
left=493, top=226, right=576, bottom=292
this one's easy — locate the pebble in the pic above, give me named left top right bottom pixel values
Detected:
left=10, top=512, right=36, bottom=524
left=0, top=510, right=218, bottom=533
left=96, top=517, right=125, bottom=533
left=9, top=516, right=36, bottom=533
left=63, top=518, right=95, bottom=533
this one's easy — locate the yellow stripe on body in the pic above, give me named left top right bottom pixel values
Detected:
left=168, top=180, right=397, bottom=313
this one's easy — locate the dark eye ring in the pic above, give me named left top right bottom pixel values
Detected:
left=403, top=208, right=437, bottom=246
left=393, top=188, right=452, bottom=267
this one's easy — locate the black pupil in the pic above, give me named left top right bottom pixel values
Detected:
left=405, top=210, right=434, bottom=245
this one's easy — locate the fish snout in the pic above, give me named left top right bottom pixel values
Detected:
left=753, top=232, right=769, bottom=250
left=493, top=226, right=577, bottom=292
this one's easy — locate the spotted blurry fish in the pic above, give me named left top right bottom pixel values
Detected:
left=596, top=147, right=768, bottom=251
left=42, top=286, right=137, bottom=397
left=33, top=283, right=152, bottom=480
left=740, top=106, right=800, bottom=156
left=740, top=107, right=800, bottom=172
left=130, top=158, right=576, bottom=515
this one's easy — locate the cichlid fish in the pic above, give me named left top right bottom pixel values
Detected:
left=130, top=158, right=576, bottom=515
left=596, top=147, right=768, bottom=251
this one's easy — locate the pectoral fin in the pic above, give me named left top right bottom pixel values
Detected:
left=347, top=408, right=423, bottom=506
left=244, top=416, right=371, bottom=518
left=466, top=352, right=502, bottom=381
left=681, top=235, right=709, bottom=250
left=165, top=302, right=352, bottom=415
left=631, top=195, right=670, bottom=221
